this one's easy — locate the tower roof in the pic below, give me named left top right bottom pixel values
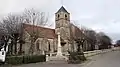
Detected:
left=56, top=6, right=69, bottom=13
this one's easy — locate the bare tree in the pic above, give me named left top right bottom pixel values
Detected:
left=23, top=8, right=48, bottom=26
left=71, top=21, right=98, bottom=51
left=0, top=8, right=49, bottom=55
left=116, top=40, right=120, bottom=46
left=97, top=32, right=105, bottom=36
left=85, top=30, right=97, bottom=50
left=22, top=8, right=48, bottom=55
left=69, top=22, right=87, bottom=52
left=96, top=32, right=112, bottom=49
left=0, top=14, right=25, bottom=55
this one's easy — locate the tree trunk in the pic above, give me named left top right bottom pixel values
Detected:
left=14, top=39, right=17, bottom=55
left=29, top=40, right=34, bottom=55
left=4, top=40, right=7, bottom=51
left=19, top=43, right=23, bottom=55
left=10, top=43, right=13, bottom=55
left=8, top=43, right=11, bottom=55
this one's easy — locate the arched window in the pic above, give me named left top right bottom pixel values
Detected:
left=65, top=14, right=67, bottom=19
left=36, top=42, right=39, bottom=51
left=65, top=14, right=67, bottom=17
left=58, top=14, right=60, bottom=18
left=48, top=42, right=51, bottom=51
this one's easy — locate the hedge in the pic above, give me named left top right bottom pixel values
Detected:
left=6, top=55, right=46, bottom=65
left=6, top=56, right=23, bottom=65
left=23, top=55, right=46, bottom=64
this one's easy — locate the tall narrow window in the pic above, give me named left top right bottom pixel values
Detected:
left=65, top=14, right=67, bottom=19
left=65, top=14, right=67, bottom=17
left=58, top=14, right=60, bottom=18
left=48, top=42, right=51, bottom=51
left=36, top=42, right=39, bottom=51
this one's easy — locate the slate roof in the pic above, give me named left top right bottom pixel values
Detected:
left=56, top=6, right=69, bottom=13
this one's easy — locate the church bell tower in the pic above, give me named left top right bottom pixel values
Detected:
left=55, top=6, right=70, bottom=41
left=55, top=6, right=71, bottom=52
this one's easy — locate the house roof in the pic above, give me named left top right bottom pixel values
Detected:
left=23, top=23, right=57, bottom=39
left=56, top=6, right=69, bottom=13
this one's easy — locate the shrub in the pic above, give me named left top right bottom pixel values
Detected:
left=68, top=51, right=86, bottom=64
left=6, top=56, right=23, bottom=65
left=23, top=55, right=46, bottom=64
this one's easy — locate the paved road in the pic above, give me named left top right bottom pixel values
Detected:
left=82, top=50, right=120, bottom=67
left=1, top=50, right=120, bottom=67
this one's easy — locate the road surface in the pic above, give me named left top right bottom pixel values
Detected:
left=1, top=50, right=120, bottom=67
left=82, top=50, right=120, bottom=67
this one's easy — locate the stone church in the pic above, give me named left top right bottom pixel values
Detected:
left=22, top=6, right=86, bottom=55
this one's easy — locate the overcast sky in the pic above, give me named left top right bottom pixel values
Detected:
left=0, top=0, right=120, bottom=41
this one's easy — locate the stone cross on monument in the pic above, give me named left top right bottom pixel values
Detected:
left=56, top=32, right=63, bottom=57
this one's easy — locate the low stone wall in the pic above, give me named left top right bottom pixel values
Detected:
left=83, top=48, right=118, bottom=57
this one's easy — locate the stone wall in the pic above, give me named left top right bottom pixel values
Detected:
left=22, top=34, right=57, bottom=55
